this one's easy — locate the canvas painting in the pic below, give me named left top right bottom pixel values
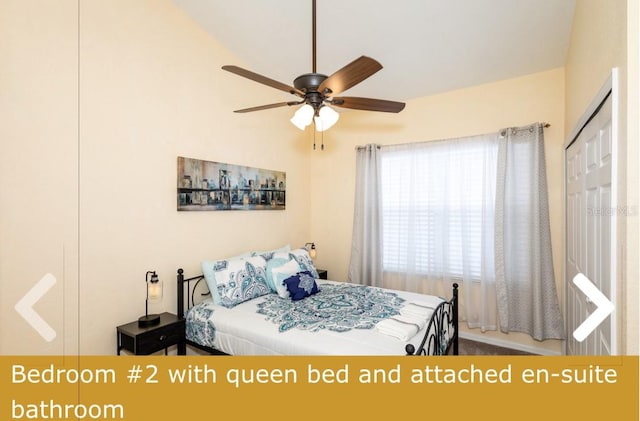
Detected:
left=177, top=156, right=286, bottom=211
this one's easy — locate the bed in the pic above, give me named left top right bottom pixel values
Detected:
left=176, top=247, right=458, bottom=356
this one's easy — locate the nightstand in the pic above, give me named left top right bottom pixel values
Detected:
left=116, top=312, right=185, bottom=355
left=317, top=269, right=328, bottom=280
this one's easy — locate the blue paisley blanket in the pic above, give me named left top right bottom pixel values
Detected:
left=256, top=283, right=405, bottom=332
left=186, top=283, right=405, bottom=342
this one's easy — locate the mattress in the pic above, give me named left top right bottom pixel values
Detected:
left=185, top=280, right=446, bottom=355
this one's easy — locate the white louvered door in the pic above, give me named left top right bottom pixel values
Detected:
left=565, top=92, right=616, bottom=356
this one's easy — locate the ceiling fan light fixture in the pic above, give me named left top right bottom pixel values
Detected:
left=290, top=104, right=315, bottom=130
left=314, top=105, right=339, bottom=132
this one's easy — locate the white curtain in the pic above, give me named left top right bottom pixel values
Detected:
left=495, top=123, right=565, bottom=340
left=358, top=135, right=499, bottom=332
left=349, top=124, right=564, bottom=340
left=348, top=144, right=384, bottom=287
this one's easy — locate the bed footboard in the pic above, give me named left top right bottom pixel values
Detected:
left=405, top=283, right=459, bottom=356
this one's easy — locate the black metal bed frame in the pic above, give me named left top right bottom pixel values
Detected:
left=176, top=269, right=225, bottom=355
left=177, top=268, right=459, bottom=356
left=405, top=283, right=458, bottom=356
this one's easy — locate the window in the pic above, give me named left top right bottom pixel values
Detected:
left=380, top=136, right=498, bottom=281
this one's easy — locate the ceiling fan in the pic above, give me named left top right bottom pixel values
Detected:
left=221, top=0, right=406, bottom=136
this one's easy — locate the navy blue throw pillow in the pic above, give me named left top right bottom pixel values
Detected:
left=284, top=271, right=319, bottom=301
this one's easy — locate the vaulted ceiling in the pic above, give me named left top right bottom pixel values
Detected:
left=173, top=0, right=575, bottom=103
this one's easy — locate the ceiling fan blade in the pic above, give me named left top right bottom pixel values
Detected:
left=233, top=101, right=302, bottom=113
left=222, top=65, right=305, bottom=97
left=330, top=97, right=406, bottom=113
left=318, top=56, right=383, bottom=96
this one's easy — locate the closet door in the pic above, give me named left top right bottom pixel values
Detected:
left=565, top=93, right=615, bottom=356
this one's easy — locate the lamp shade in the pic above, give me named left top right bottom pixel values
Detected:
left=314, top=105, right=339, bottom=132
left=139, top=271, right=162, bottom=327
left=290, top=104, right=314, bottom=130
left=148, top=273, right=163, bottom=301
left=304, top=242, right=317, bottom=259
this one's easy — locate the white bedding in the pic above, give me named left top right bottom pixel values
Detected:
left=185, top=280, right=448, bottom=355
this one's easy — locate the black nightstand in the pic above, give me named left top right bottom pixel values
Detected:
left=317, top=269, right=328, bottom=280
left=116, top=312, right=185, bottom=355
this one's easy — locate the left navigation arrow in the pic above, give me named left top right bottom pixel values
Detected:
left=15, top=273, right=57, bottom=342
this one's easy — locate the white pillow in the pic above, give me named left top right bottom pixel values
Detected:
left=271, top=258, right=303, bottom=298
left=201, top=252, right=252, bottom=303
left=202, top=255, right=269, bottom=307
left=289, top=248, right=319, bottom=278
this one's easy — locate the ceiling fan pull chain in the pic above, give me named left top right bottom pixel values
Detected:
left=313, top=122, right=317, bottom=150
left=321, top=130, right=324, bottom=150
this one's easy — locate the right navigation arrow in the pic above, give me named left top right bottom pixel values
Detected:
left=572, top=273, right=614, bottom=342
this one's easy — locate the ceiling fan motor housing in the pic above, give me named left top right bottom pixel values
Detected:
left=294, top=73, right=329, bottom=110
left=295, top=72, right=329, bottom=92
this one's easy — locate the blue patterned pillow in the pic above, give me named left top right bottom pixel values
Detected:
left=289, top=248, right=319, bottom=278
left=211, top=255, right=270, bottom=308
left=273, top=258, right=303, bottom=298
left=284, top=271, right=319, bottom=301
left=265, top=257, right=292, bottom=292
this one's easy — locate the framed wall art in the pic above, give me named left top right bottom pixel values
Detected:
left=177, top=156, right=286, bottom=211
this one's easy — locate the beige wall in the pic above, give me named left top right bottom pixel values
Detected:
left=77, top=0, right=316, bottom=354
left=0, top=0, right=79, bottom=354
left=564, top=0, right=638, bottom=354
left=310, top=68, right=566, bottom=354
left=1, top=0, right=314, bottom=354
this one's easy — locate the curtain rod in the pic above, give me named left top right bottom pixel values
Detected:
left=500, top=122, right=550, bottom=137
left=355, top=122, right=551, bottom=150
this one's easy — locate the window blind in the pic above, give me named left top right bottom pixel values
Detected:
left=380, top=137, right=498, bottom=281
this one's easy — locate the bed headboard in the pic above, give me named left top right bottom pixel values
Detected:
left=176, top=268, right=208, bottom=319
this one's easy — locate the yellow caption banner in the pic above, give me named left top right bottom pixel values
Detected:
left=1, top=355, right=638, bottom=420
